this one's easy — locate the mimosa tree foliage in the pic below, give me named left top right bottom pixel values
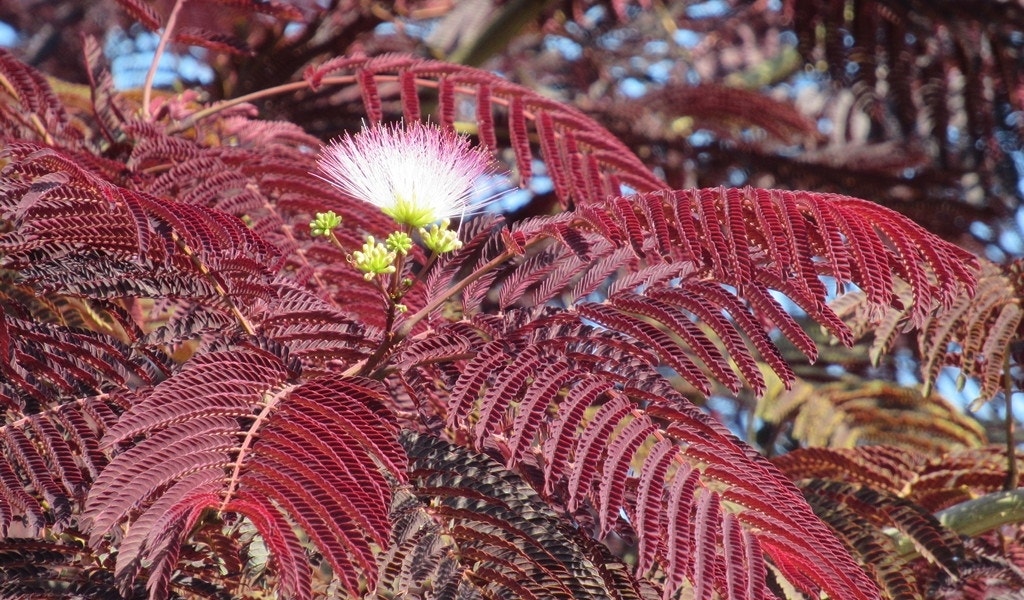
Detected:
left=0, top=1, right=1022, bottom=599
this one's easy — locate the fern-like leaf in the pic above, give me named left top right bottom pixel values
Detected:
left=85, top=345, right=406, bottom=599
left=0, top=391, right=131, bottom=538
left=0, top=144, right=280, bottom=325
left=0, top=49, right=80, bottom=146
left=417, top=310, right=881, bottom=599
left=111, top=0, right=161, bottom=31
left=774, top=444, right=1024, bottom=513
left=0, top=301, right=161, bottom=407
left=771, top=444, right=1024, bottom=599
left=800, top=481, right=928, bottom=600
left=834, top=259, right=1023, bottom=408
left=783, top=0, right=1024, bottom=212
left=757, top=378, right=987, bottom=452
left=487, top=187, right=974, bottom=396
left=0, top=537, right=126, bottom=598
left=302, top=54, right=667, bottom=205
left=374, top=432, right=658, bottom=599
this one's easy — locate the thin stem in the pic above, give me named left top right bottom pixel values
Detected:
left=394, top=246, right=520, bottom=340
left=1005, top=352, right=1019, bottom=490
left=326, top=229, right=347, bottom=254
left=358, top=309, right=396, bottom=377
left=219, top=384, right=293, bottom=513
left=389, top=232, right=409, bottom=299
left=339, top=233, right=409, bottom=378
left=419, top=250, right=441, bottom=278
left=142, top=0, right=186, bottom=120
left=169, top=80, right=312, bottom=133
left=171, top=231, right=256, bottom=336
left=344, top=238, right=536, bottom=378
left=356, top=244, right=411, bottom=377
left=167, top=74, right=515, bottom=135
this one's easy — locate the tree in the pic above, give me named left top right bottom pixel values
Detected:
left=0, top=1, right=1021, bottom=598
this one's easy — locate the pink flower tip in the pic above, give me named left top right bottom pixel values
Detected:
left=316, top=121, right=504, bottom=228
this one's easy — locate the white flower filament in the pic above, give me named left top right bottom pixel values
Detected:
left=316, top=121, right=500, bottom=228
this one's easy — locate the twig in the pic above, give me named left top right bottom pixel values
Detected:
left=394, top=246, right=520, bottom=340
left=1005, top=353, right=1019, bottom=490
left=142, top=0, right=186, bottom=120
left=167, top=74, right=520, bottom=135
left=168, top=80, right=312, bottom=133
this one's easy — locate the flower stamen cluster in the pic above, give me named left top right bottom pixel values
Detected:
left=316, top=121, right=500, bottom=228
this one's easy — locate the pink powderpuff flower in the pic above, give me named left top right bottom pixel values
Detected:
left=316, top=121, right=501, bottom=228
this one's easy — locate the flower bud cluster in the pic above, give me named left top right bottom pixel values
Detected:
left=351, top=236, right=397, bottom=281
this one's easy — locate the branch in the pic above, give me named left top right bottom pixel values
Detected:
left=889, top=490, right=1024, bottom=559
left=142, top=0, right=185, bottom=120
left=1005, top=353, right=1019, bottom=490
left=395, top=246, right=520, bottom=340
left=446, top=0, right=556, bottom=67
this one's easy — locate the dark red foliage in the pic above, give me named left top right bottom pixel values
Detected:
left=0, top=3, right=1010, bottom=600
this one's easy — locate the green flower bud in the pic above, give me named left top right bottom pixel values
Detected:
left=310, top=211, right=342, bottom=237
left=419, top=219, right=463, bottom=254
left=351, top=236, right=397, bottom=280
left=385, top=231, right=414, bottom=255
